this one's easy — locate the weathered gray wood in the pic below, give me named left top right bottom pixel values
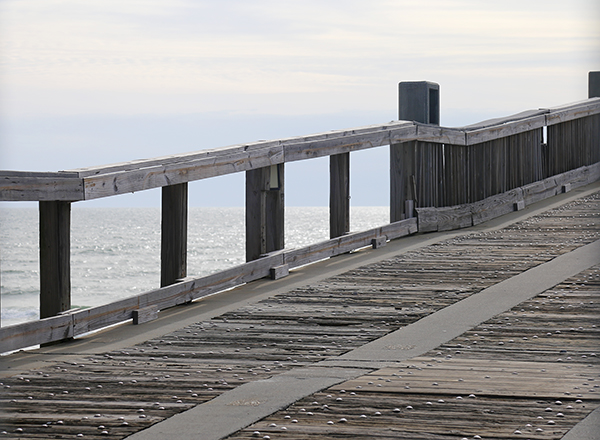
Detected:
left=544, top=98, right=600, bottom=125
left=265, top=164, right=284, bottom=255
left=471, top=187, right=523, bottom=225
left=380, top=217, right=418, bottom=240
left=415, top=124, right=465, bottom=145
left=270, top=264, right=289, bottom=280
left=0, top=314, right=73, bottom=353
left=132, top=305, right=159, bottom=325
left=282, top=122, right=417, bottom=162
left=0, top=173, right=83, bottom=201
left=246, top=165, right=284, bottom=262
left=161, top=183, right=188, bottom=287
left=84, top=145, right=284, bottom=200
left=371, top=236, right=387, bottom=249
left=415, top=162, right=600, bottom=233
left=330, top=153, right=350, bottom=238
left=39, top=201, right=71, bottom=320
left=465, top=114, right=546, bottom=145
left=390, top=141, right=415, bottom=222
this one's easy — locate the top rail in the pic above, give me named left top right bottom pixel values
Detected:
left=2, top=98, right=599, bottom=202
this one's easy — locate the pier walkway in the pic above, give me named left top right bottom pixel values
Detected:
left=1, top=183, right=599, bottom=440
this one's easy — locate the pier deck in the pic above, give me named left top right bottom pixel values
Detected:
left=1, top=184, right=599, bottom=440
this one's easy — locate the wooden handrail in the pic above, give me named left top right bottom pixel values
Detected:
left=2, top=98, right=599, bottom=202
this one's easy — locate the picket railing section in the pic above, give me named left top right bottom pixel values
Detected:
left=1, top=83, right=599, bottom=353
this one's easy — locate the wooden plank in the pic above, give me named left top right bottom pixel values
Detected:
left=161, top=183, right=188, bottom=287
left=380, top=218, right=418, bottom=240
left=0, top=174, right=83, bottom=201
left=434, top=205, right=472, bottom=231
left=84, top=145, right=284, bottom=200
left=0, top=314, right=73, bottom=353
left=283, top=122, right=417, bottom=162
left=415, top=207, right=438, bottom=232
left=471, top=188, right=523, bottom=226
left=415, top=124, right=465, bottom=145
left=545, top=98, right=600, bottom=126
left=465, top=114, right=547, bottom=145
left=39, top=201, right=71, bottom=320
left=330, top=153, right=350, bottom=238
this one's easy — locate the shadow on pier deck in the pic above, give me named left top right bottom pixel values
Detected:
left=1, top=183, right=599, bottom=440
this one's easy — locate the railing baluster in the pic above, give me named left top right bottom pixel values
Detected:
left=246, top=164, right=284, bottom=262
left=161, top=183, right=188, bottom=287
left=330, top=153, right=350, bottom=238
left=39, top=201, right=71, bottom=319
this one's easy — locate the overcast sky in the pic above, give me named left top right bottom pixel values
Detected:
left=1, top=0, right=599, bottom=207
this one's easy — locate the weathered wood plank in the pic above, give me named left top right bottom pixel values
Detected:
left=84, top=145, right=284, bottom=199
left=465, top=114, right=547, bottom=145
left=0, top=174, right=83, bottom=201
left=471, top=187, right=523, bottom=226
left=415, top=124, right=465, bottom=145
left=283, top=122, right=417, bottom=162
left=545, top=98, right=600, bottom=125
left=0, top=314, right=73, bottom=353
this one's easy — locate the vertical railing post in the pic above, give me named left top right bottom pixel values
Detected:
left=39, top=201, right=71, bottom=319
left=246, top=164, right=284, bottom=262
left=330, top=153, right=350, bottom=238
left=391, top=81, right=440, bottom=222
left=161, top=183, right=188, bottom=287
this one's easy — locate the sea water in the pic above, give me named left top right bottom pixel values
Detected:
left=0, top=206, right=388, bottom=327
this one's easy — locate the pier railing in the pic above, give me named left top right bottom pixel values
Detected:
left=1, top=90, right=599, bottom=353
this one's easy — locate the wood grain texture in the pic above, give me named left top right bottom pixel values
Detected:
left=39, top=201, right=71, bottom=320
left=0, top=174, right=83, bottom=201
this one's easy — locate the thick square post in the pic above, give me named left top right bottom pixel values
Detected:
left=246, top=164, right=284, bottom=262
left=590, top=71, right=600, bottom=98
left=39, top=201, right=71, bottom=319
left=330, top=153, right=350, bottom=238
left=161, top=183, right=188, bottom=287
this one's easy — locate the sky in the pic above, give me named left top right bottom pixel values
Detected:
left=1, top=0, right=599, bottom=207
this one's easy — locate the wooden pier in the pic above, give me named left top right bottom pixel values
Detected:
left=1, top=186, right=598, bottom=439
left=1, top=78, right=600, bottom=438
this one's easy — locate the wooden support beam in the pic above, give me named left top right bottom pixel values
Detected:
left=39, top=201, right=71, bottom=319
left=390, top=141, right=416, bottom=222
left=330, top=153, right=350, bottom=239
left=161, top=183, right=188, bottom=287
left=246, top=164, right=285, bottom=262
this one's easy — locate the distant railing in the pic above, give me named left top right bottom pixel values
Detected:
left=1, top=80, right=599, bottom=353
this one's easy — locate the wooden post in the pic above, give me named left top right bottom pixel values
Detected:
left=330, top=153, right=350, bottom=238
left=390, top=141, right=416, bottom=222
left=161, top=183, right=188, bottom=287
left=246, top=164, right=284, bottom=262
left=39, top=201, right=71, bottom=319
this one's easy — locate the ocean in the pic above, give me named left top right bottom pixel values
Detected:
left=0, top=206, right=388, bottom=328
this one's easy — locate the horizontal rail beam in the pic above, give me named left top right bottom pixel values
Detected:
left=2, top=98, right=598, bottom=201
